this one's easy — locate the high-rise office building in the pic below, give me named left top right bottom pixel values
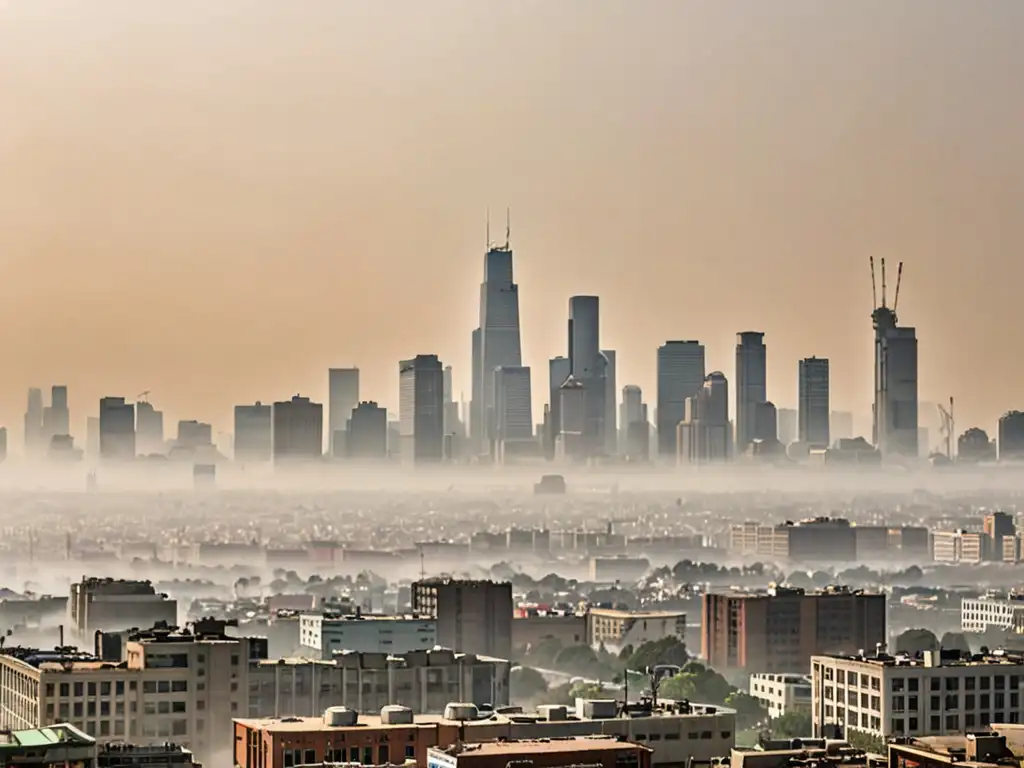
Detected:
left=399, top=355, right=445, bottom=463
left=872, top=261, right=918, bottom=458
left=777, top=408, right=797, bottom=446
left=470, top=327, right=482, bottom=453
left=347, top=401, right=388, bottom=459
left=42, top=385, right=70, bottom=449
left=556, top=376, right=587, bottom=460
left=442, top=365, right=462, bottom=442
left=493, top=366, right=533, bottom=461
left=272, top=396, right=323, bottom=461
left=798, top=357, right=830, bottom=446
left=24, top=388, right=43, bottom=457
left=99, top=397, right=136, bottom=460
left=735, top=331, right=767, bottom=453
left=473, top=229, right=524, bottom=458
left=176, top=420, right=212, bottom=450
left=602, top=349, right=617, bottom=456
left=567, top=296, right=606, bottom=457
left=234, top=402, right=272, bottom=462
left=678, top=372, right=730, bottom=464
left=135, top=401, right=164, bottom=456
left=546, top=356, right=572, bottom=460
left=656, top=341, right=706, bottom=458
left=998, top=411, right=1024, bottom=462
left=328, top=368, right=360, bottom=457
left=621, top=385, right=649, bottom=462
left=753, top=401, right=778, bottom=445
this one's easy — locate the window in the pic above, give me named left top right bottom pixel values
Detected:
left=908, top=696, right=918, bottom=711
left=363, top=747, right=372, bottom=764
left=946, top=678, right=959, bottom=691
left=946, top=714, right=959, bottom=731
left=232, top=655, right=240, bottom=666
left=116, top=681, right=124, bottom=696
left=931, top=715, right=941, bottom=731
left=88, top=683, right=96, bottom=696
left=892, top=718, right=904, bottom=734
left=982, top=677, right=991, bottom=690
left=172, top=681, right=187, bottom=693
left=966, top=677, right=976, bottom=690
left=931, top=678, right=941, bottom=691
left=908, top=678, right=919, bottom=692
left=143, top=682, right=157, bottom=694
left=405, top=746, right=415, bottom=760
left=893, top=696, right=905, bottom=712
left=74, top=683, right=84, bottom=697
left=60, top=683, right=69, bottom=697
left=379, top=746, right=390, bottom=764
left=909, top=717, right=919, bottom=731
left=892, top=678, right=905, bottom=692
left=996, top=676, right=1006, bottom=690
left=157, top=681, right=170, bottom=694
left=100, top=682, right=111, bottom=696
left=45, top=684, right=54, bottom=697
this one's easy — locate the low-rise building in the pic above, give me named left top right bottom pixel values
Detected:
left=587, top=608, right=686, bottom=652
left=98, top=742, right=202, bottom=768
left=234, top=699, right=733, bottom=768
left=69, top=578, right=178, bottom=639
left=298, top=613, right=436, bottom=658
left=748, top=673, right=812, bottom=719
left=511, top=614, right=587, bottom=652
left=811, top=648, right=1024, bottom=743
left=0, top=723, right=96, bottom=767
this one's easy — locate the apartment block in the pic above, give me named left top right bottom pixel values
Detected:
left=702, top=586, right=886, bottom=674
left=298, top=613, right=436, bottom=658
left=586, top=608, right=686, bottom=652
left=748, top=673, right=812, bottom=719
left=69, top=578, right=178, bottom=639
left=246, top=648, right=510, bottom=719
left=234, top=698, right=732, bottom=768
left=932, top=531, right=986, bottom=564
left=811, top=649, right=1024, bottom=742
left=411, top=579, right=512, bottom=661
left=0, top=619, right=267, bottom=765
left=961, top=594, right=1024, bottom=634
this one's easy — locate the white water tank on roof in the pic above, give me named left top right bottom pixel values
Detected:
left=444, top=703, right=479, bottom=721
left=323, top=707, right=358, bottom=727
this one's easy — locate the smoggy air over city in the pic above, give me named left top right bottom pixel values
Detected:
left=2, top=3, right=1024, bottom=768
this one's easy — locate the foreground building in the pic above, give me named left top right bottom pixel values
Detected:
left=234, top=698, right=732, bottom=768
left=298, top=613, right=436, bottom=658
left=812, top=648, right=1024, bottom=742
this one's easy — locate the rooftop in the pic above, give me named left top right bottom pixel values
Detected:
left=587, top=608, right=685, bottom=619
left=0, top=723, right=94, bottom=751
left=435, top=737, right=652, bottom=757
left=816, top=649, right=1024, bottom=669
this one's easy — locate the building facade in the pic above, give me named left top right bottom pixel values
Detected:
left=656, top=341, right=706, bottom=459
left=272, top=396, right=323, bottom=461
left=234, top=403, right=272, bottom=463
left=299, top=614, right=437, bottom=658
left=347, top=402, right=388, bottom=459
left=735, top=331, right=767, bottom=453
left=411, top=579, right=512, bottom=661
left=399, top=355, right=445, bottom=463
left=99, top=397, right=136, bottom=460
left=799, top=357, right=830, bottom=446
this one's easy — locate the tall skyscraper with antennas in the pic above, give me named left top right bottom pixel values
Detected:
left=470, top=211, right=526, bottom=458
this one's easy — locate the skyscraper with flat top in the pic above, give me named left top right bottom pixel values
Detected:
left=493, top=366, right=533, bottom=461
left=799, top=357, right=830, bottom=446
left=472, top=227, right=524, bottom=458
left=99, top=397, right=136, bottom=460
left=235, top=402, right=272, bottom=462
left=399, top=355, right=445, bottom=463
left=567, top=296, right=606, bottom=456
left=872, top=259, right=918, bottom=458
left=272, top=396, right=323, bottom=461
left=736, top=331, right=767, bottom=453
left=328, top=368, right=359, bottom=457
left=657, top=341, right=705, bottom=458
left=24, top=388, right=43, bottom=457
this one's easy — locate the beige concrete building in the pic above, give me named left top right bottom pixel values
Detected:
left=748, top=673, right=812, bottom=719
left=811, top=649, right=1024, bottom=743
left=587, top=608, right=686, bottom=652
left=0, top=619, right=265, bottom=765
left=511, top=614, right=587, bottom=652
left=411, top=579, right=512, bottom=661
left=69, top=578, right=178, bottom=639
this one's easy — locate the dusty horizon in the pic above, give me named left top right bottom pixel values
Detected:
left=2, top=1, right=1022, bottom=449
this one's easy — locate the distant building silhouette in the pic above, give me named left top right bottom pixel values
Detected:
left=493, top=366, right=533, bottom=462
left=998, top=411, right=1024, bottom=462
left=621, top=384, right=649, bottom=462
left=399, top=355, right=444, bottom=463
left=657, top=341, right=705, bottom=459
left=176, top=420, right=212, bottom=451
left=545, top=356, right=572, bottom=460
left=272, top=396, right=323, bottom=462
left=798, top=357, right=830, bottom=446
left=777, top=407, right=798, bottom=446
left=871, top=260, right=918, bottom=457
left=735, top=331, right=767, bottom=453
left=235, top=402, right=272, bottom=462
left=99, top=397, right=136, bottom=460
left=0, top=427, right=7, bottom=463
left=24, top=388, right=43, bottom=457
left=328, top=367, right=360, bottom=457
left=603, top=349, right=617, bottom=456
left=567, top=296, right=605, bottom=457
left=43, top=385, right=70, bottom=449
left=678, top=372, right=730, bottom=464
left=347, top=401, right=387, bottom=459
left=135, top=400, right=164, bottom=456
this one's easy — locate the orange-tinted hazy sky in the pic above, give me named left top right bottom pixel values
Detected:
left=1, top=0, right=1022, bottom=447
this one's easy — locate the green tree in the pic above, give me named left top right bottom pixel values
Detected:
left=510, top=667, right=549, bottom=702
left=895, top=628, right=939, bottom=654
left=627, top=637, right=689, bottom=671
left=846, top=730, right=885, bottom=754
left=724, top=691, right=769, bottom=729
left=770, top=711, right=813, bottom=738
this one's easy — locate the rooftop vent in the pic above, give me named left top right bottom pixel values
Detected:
left=380, top=705, right=413, bottom=725
left=444, top=703, right=479, bottom=721
left=323, top=707, right=358, bottom=727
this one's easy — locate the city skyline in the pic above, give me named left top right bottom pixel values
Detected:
left=3, top=2, right=1023, bottom=444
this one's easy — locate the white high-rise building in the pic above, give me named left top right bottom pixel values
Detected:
left=328, top=368, right=360, bottom=457
left=798, top=357, right=830, bottom=446
left=735, top=331, right=767, bottom=452
left=656, top=341, right=705, bottom=459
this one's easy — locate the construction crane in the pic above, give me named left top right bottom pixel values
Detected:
left=137, top=390, right=150, bottom=404
left=938, top=397, right=955, bottom=460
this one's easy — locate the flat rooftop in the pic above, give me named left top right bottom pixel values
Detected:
left=438, top=737, right=652, bottom=756
left=0, top=723, right=94, bottom=750
left=587, top=608, right=684, bottom=619
left=816, top=650, right=1024, bottom=668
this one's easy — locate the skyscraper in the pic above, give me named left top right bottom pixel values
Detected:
left=777, top=408, right=798, bottom=446
left=567, top=296, right=606, bottom=456
left=621, top=384, right=649, bottom=462
left=24, top=388, right=43, bottom=457
left=602, top=349, right=617, bottom=456
left=798, top=357, right=831, bottom=446
left=871, top=259, right=918, bottom=457
left=474, top=226, right=524, bottom=458
left=493, top=366, right=533, bottom=461
left=399, top=354, right=445, bottom=463
left=176, top=420, right=213, bottom=450
left=43, top=385, right=70, bottom=448
left=272, top=396, right=323, bottom=461
left=678, top=372, right=730, bottom=464
left=656, top=341, right=705, bottom=458
left=735, top=331, right=767, bottom=453
left=328, top=368, right=360, bottom=457
left=546, top=356, right=572, bottom=460
left=136, top=400, right=165, bottom=455
left=347, top=401, right=388, bottom=459
left=234, top=402, right=272, bottom=462
left=99, top=397, right=136, bottom=460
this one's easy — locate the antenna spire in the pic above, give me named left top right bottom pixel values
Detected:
left=505, top=207, right=511, bottom=250
left=485, top=209, right=491, bottom=251
left=881, top=258, right=888, bottom=308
